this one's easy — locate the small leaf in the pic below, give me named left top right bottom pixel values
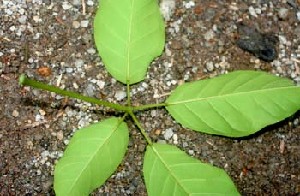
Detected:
left=94, top=0, right=165, bottom=84
left=143, top=144, right=239, bottom=195
left=54, top=117, right=129, bottom=196
left=166, top=71, right=300, bottom=137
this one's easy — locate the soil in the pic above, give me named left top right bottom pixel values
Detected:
left=1, top=0, right=300, bottom=195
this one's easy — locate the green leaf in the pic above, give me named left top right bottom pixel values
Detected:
left=166, top=71, right=300, bottom=137
left=143, top=143, right=239, bottom=195
left=94, top=0, right=165, bottom=84
left=54, top=117, right=129, bottom=196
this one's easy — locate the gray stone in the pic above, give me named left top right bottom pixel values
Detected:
left=278, top=8, right=289, bottom=20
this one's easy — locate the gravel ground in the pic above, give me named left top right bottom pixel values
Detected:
left=1, top=0, right=300, bottom=195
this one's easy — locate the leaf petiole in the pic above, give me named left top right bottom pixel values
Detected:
left=128, top=111, right=153, bottom=145
left=19, top=74, right=129, bottom=112
left=132, top=103, right=167, bottom=111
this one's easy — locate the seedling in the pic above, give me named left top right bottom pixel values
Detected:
left=19, top=0, right=300, bottom=195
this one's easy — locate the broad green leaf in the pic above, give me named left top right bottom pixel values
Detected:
left=143, top=143, right=239, bottom=195
left=166, top=71, right=300, bottom=137
left=54, top=117, right=129, bottom=196
left=94, top=0, right=165, bottom=84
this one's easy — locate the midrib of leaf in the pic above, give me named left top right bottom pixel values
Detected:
left=152, top=147, right=190, bottom=194
left=126, top=0, right=135, bottom=83
left=168, top=85, right=297, bottom=105
left=65, top=120, right=124, bottom=194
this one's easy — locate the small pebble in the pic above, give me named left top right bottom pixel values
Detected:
left=96, top=80, right=105, bottom=89
left=164, top=128, right=173, bottom=140
left=160, top=0, right=176, bottom=21
left=87, top=0, right=94, bottom=6
left=27, top=140, right=33, bottom=149
left=206, top=61, right=214, bottom=72
left=85, top=83, right=95, bottom=97
left=183, top=1, right=195, bottom=9
left=278, top=8, right=289, bottom=20
left=81, top=20, right=89, bottom=28
left=188, top=150, right=195, bottom=156
left=18, top=15, right=27, bottom=24
left=62, top=2, right=72, bottom=10
left=115, top=90, right=126, bottom=101
left=172, top=134, right=178, bottom=144
left=5, top=9, right=13, bottom=15
left=72, top=0, right=81, bottom=6
left=56, top=131, right=64, bottom=141
left=249, top=6, right=257, bottom=17
left=12, top=110, right=19, bottom=117
left=39, top=109, right=46, bottom=116
left=9, top=26, right=16, bottom=31
left=75, top=59, right=84, bottom=67
left=33, top=15, right=40, bottom=23
left=66, top=67, right=73, bottom=73
left=72, top=21, right=80, bottom=28
left=87, top=48, right=96, bottom=54
left=204, top=29, right=214, bottom=40
left=36, top=169, right=42, bottom=175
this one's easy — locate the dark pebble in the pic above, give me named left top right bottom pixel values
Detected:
left=236, top=22, right=278, bottom=62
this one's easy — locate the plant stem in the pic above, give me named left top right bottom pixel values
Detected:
left=19, top=74, right=129, bottom=112
left=132, top=102, right=167, bottom=111
left=126, top=82, right=131, bottom=106
left=128, top=111, right=153, bottom=145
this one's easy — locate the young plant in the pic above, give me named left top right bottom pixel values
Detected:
left=19, top=0, right=300, bottom=195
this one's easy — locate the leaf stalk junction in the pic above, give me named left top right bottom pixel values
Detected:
left=19, top=74, right=166, bottom=145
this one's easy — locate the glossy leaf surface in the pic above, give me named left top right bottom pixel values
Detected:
left=94, top=0, right=165, bottom=84
left=166, top=71, right=300, bottom=137
left=54, top=117, right=129, bottom=196
left=143, top=143, right=239, bottom=195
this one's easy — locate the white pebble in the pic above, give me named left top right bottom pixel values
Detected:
left=255, top=8, right=261, bottom=15
left=18, top=15, right=27, bottom=24
left=164, top=128, right=174, bottom=140
left=87, top=0, right=94, bottom=6
left=115, top=91, right=127, bottom=101
left=33, top=15, right=40, bottom=23
left=87, top=48, right=96, bottom=54
left=9, top=26, right=16, bottom=31
left=66, top=67, right=73, bottom=73
left=183, top=1, right=195, bottom=9
left=151, top=110, right=157, bottom=117
left=41, top=151, right=50, bottom=158
left=172, top=133, right=178, bottom=144
left=278, top=8, right=289, bottom=20
left=204, top=29, right=214, bottom=40
left=75, top=59, right=84, bottom=68
left=160, top=0, right=176, bottom=21
left=297, top=11, right=300, bottom=21
left=62, top=2, right=72, bottom=10
left=5, top=9, right=13, bottom=15
left=279, top=35, right=287, bottom=45
left=18, top=8, right=25, bottom=15
left=35, top=114, right=44, bottom=122
left=36, top=169, right=42, bottom=175
left=206, top=61, right=214, bottom=72
left=80, top=20, right=89, bottom=28
left=96, top=80, right=105, bottom=89
left=64, top=139, right=69, bottom=145
left=249, top=6, right=257, bottom=17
